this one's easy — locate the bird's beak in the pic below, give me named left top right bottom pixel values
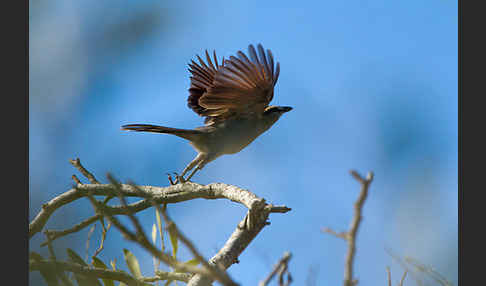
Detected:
left=280, top=106, right=293, bottom=112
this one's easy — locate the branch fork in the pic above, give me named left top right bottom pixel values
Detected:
left=30, top=158, right=292, bottom=286
left=322, top=170, right=374, bottom=286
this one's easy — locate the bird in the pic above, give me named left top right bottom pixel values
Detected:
left=121, top=44, right=292, bottom=184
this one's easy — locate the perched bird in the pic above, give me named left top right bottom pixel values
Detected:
left=122, top=44, right=292, bottom=183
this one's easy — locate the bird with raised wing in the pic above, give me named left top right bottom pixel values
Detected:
left=122, top=44, right=292, bottom=184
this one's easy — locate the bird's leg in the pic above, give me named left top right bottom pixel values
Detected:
left=168, top=172, right=184, bottom=185
left=184, top=157, right=208, bottom=182
left=184, top=166, right=200, bottom=182
left=167, top=173, right=176, bottom=185
left=168, top=153, right=204, bottom=184
left=180, top=153, right=204, bottom=177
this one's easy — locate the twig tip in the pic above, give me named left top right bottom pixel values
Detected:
left=366, top=171, right=374, bottom=182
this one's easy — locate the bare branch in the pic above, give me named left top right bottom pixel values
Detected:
left=259, top=252, right=292, bottom=286
left=386, top=267, right=391, bottom=286
left=30, top=181, right=289, bottom=239
left=31, top=160, right=291, bottom=286
left=69, top=158, right=100, bottom=184
left=85, top=224, right=96, bottom=262
left=30, top=259, right=150, bottom=286
left=344, top=170, right=373, bottom=286
left=323, top=170, right=374, bottom=286
left=156, top=201, right=236, bottom=286
left=72, top=174, right=82, bottom=185
left=186, top=202, right=291, bottom=286
left=146, top=271, right=192, bottom=283
left=385, top=265, right=407, bottom=286
left=321, top=227, right=347, bottom=240
left=386, top=248, right=454, bottom=286
left=43, top=231, right=74, bottom=286
left=385, top=248, right=424, bottom=286
left=404, top=256, right=452, bottom=286
left=91, top=222, right=111, bottom=261
left=120, top=178, right=237, bottom=286
left=40, top=215, right=102, bottom=246
left=268, top=205, right=292, bottom=213
left=278, top=261, right=292, bottom=286
left=399, top=271, right=407, bottom=286
left=44, top=231, right=58, bottom=261
left=84, top=181, right=232, bottom=283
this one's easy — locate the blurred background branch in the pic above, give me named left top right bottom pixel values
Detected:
left=322, top=170, right=374, bottom=286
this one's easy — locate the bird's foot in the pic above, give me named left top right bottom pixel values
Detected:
left=167, top=172, right=187, bottom=185
left=167, top=173, right=176, bottom=185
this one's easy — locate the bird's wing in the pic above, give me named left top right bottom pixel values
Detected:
left=187, top=50, right=224, bottom=117
left=187, top=44, right=280, bottom=125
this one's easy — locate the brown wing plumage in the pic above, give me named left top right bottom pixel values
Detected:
left=187, top=50, right=224, bottom=116
left=187, top=44, right=280, bottom=125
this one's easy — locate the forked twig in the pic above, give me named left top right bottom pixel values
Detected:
left=259, top=252, right=292, bottom=286
left=322, top=170, right=374, bottom=286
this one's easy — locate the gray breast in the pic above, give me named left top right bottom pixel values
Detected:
left=207, top=118, right=269, bottom=155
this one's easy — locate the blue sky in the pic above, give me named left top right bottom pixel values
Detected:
left=30, top=0, right=457, bottom=285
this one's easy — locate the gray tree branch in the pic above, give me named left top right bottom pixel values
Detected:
left=259, top=252, right=292, bottom=286
left=186, top=201, right=290, bottom=286
left=29, top=258, right=151, bottom=286
left=30, top=181, right=289, bottom=239
left=30, top=159, right=292, bottom=286
left=322, top=170, right=374, bottom=286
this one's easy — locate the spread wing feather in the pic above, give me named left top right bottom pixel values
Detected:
left=187, top=44, right=280, bottom=125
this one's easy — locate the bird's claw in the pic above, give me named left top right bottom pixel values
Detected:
left=174, top=172, right=187, bottom=184
left=167, top=173, right=176, bottom=185
left=167, top=172, right=186, bottom=185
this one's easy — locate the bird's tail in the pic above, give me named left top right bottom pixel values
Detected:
left=121, top=124, right=202, bottom=141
